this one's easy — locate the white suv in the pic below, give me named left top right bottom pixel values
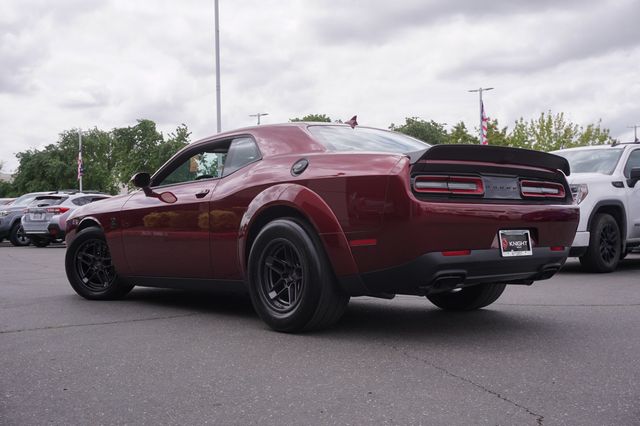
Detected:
left=553, top=143, right=640, bottom=272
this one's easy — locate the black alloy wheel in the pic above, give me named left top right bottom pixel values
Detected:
left=580, top=213, right=620, bottom=273
left=75, top=238, right=117, bottom=291
left=248, top=218, right=349, bottom=332
left=598, top=222, right=618, bottom=264
left=259, top=239, right=305, bottom=313
left=65, top=227, right=134, bottom=299
left=9, top=223, right=30, bottom=246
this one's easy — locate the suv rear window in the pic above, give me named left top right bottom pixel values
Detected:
left=308, top=125, right=429, bottom=154
left=31, top=196, right=66, bottom=207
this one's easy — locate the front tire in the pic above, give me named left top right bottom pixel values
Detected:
left=247, top=218, right=349, bottom=332
left=9, top=223, right=30, bottom=246
left=65, top=227, right=134, bottom=300
left=579, top=213, right=621, bottom=273
left=427, top=283, right=506, bottom=311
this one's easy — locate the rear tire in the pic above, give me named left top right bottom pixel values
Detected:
left=427, top=283, right=506, bottom=311
left=9, top=223, right=30, bottom=246
left=579, top=213, right=621, bottom=273
left=247, top=218, right=349, bottom=332
left=30, top=236, right=50, bottom=248
left=65, top=227, right=134, bottom=300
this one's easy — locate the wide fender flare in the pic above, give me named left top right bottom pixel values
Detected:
left=238, top=183, right=359, bottom=278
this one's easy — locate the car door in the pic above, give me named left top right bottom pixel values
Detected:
left=623, top=148, right=640, bottom=240
left=120, top=141, right=229, bottom=278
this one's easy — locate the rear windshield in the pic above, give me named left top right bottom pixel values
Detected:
left=555, top=148, right=623, bottom=175
left=11, top=194, right=41, bottom=207
left=30, top=196, right=66, bottom=207
left=308, top=126, right=430, bottom=154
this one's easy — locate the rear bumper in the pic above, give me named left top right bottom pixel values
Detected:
left=22, top=222, right=65, bottom=239
left=346, top=247, right=569, bottom=296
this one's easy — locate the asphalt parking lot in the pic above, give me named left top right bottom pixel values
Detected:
left=1, top=242, right=639, bottom=425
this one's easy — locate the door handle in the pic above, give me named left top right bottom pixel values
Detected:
left=195, top=189, right=210, bottom=199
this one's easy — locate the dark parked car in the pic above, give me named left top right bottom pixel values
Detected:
left=64, top=123, right=579, bottom=332
left=0, top=192, right=56, bottom=246
left=22, top=192, right=111, bottom=247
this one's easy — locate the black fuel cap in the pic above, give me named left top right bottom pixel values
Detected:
left=291, top=158, right=309, bottom=176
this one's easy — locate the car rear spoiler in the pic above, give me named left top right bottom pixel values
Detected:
left=408, top=144, right=571, bottom=176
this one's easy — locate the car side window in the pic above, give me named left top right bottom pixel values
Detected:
left=159, top=150, right=228, bottom=186
left=623, top=149, right=640, bottom=178
left=222, top=137, right=261, bottom=177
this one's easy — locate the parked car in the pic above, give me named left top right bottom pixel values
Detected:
left=22, top=192, right=111, bottom=247
left=64, top=123, right=579, bottom=332
left=553, top=142, right=640, bottom=272
left=0, top=192, right=56, bottom=246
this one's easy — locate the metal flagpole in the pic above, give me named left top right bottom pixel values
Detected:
left=78, top=129, right=83, bottom=192
left=214, top=0, right=222, bottom=133
left=468, top=87, right=493, bottom=144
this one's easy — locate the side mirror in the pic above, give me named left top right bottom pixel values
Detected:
left=628, top=167, right=640, bottom=188
left=131, top=172, right=151, bottom=188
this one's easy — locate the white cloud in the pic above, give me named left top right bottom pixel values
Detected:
left=1, top=0, right=640, bottom=173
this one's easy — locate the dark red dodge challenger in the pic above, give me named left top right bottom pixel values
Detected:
left=64, top=123, right=579, bottom=332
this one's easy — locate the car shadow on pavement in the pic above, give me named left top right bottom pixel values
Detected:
left=124, top=287, right=256, bottom=318
left=121, top=287, right=558, bottom=342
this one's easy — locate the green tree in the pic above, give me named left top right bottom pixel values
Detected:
left=485, top=119, right=510, bottom=147
left=448, top=121, right=478, bottom=145
left=9, top=120, right=191, bottom=195
left=289, top=114, right=332, bottom=122
left=504, top=112, right=616, bottom=152
left=389, top=117, right=448, bottom=144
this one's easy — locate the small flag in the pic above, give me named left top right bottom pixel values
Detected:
left=481, top=101, right=489, bottom=145
left=77, top=150, right=84, bottom=180
left=345, top=115, right=358, bottom=129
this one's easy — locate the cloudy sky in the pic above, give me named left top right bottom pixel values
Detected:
left=1, top=0, right=639, bottom=172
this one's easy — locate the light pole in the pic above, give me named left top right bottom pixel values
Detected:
left=627, top=125, right=639, bottom=142
left=78, top=129, right=83, bottom=192
left=214, top=0, right=222, bottom=133
left=468, top=87, right=493, bottom=144
left=249, top=112, right=269, bottom=125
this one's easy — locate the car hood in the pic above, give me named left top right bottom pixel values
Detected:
left=565, top=172, right=613, bottom=184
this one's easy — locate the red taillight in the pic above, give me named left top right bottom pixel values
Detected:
left=520, top=180, right=566, bottom=199
left=45, top=207, right=70, bottom=214
left=414, top=175, right=484, bottom=195
left=550, top=246, right=565, bottom=251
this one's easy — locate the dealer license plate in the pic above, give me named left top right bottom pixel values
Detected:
left=499, top=230, right=533, bottom=257
left=30, top=213, right=44, bottom=221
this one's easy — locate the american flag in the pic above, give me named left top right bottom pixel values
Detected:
left=481, top=100, right=489, bottom=145
left=77, top=149, right=84, bottom=180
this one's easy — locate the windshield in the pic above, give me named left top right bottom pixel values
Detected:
left=11, top=194, right=40, bottom=207
left=555, top=148, right=623, bottom=175
left=308, top=126, right=430, bottom=154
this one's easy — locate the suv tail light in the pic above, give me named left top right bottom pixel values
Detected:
left=414, top=175, right=484, bottom=195
left=520, top=180, right=566, bottom=199
left=45, top=207, right=70, bottom=214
